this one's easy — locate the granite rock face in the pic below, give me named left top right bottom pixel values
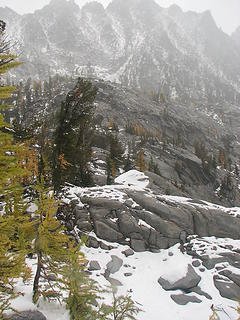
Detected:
left=59, top=181, right=240, bottom=252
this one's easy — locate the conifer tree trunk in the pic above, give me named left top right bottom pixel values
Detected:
left=33, top=251, right=42, bottom=303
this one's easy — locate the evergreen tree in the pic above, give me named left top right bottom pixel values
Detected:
left=136, top=148, right=146, bottom=172
left=148, top=156, right=154, bottom=172
left=65, top=246, right=100, bottom=320
left=105, top=133, right=124, bottom=183
left=123, top=153, right=132, bottom=172
left=106, top=155, right=114, bottom=185
left=0, top=20, right=29, bottom=316
left=31, top=177, right=105, bottom=319
left=109, top=133, right=124, bottom=167
left=52, top=78, right=97, bottom=191
left=98, top=294, right=141, bottom=320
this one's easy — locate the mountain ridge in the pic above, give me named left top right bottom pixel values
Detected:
left=1, top=0, right=240, bottom=105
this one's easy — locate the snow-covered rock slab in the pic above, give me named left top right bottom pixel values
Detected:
left=61, top=170, right=240, bottom=254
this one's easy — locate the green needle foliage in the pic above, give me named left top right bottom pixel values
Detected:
left=52, top=78, right=97, bottom=191
left=97, top=293, right=142, bottom=320
left=32, top=178, right=100, bottom=319
left=64, top=244, right=100, bottom=320
left=0, top=20, right=29, bottom=317
left=0, top=21, right=142, bottom=320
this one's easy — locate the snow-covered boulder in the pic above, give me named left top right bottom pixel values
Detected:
left=158, top=264, right=201, bottom=291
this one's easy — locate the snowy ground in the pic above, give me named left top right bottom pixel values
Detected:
left=8, top=170, right=240, bottom=320
left=10, top=239, right=239, bottom=320
left=82, top=239, right=240, bottom=320
left=9, top=259, right=70, bottom=320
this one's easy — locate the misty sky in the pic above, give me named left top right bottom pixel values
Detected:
left=0, top=0, right=239, bottom=35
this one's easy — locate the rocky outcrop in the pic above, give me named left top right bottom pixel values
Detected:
left=58, top=172, right=240, bottom=306
left=185, top=236, right=240, bottom=303
left=94, top=221, right=123, bottom=243
left=59, top=176, right=240, bottom=253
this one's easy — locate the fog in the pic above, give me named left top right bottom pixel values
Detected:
left=0, top=0, right=239, bottom=34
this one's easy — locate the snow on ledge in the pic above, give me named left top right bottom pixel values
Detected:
left=114, top=170, right=149, bottom=189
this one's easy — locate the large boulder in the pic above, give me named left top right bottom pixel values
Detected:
left=219, top=252, right=240, bottom=268
left=191, top=286, right=212, bottom=300
left=108, top=277, right=123, bottom=288
left=87, top=236, right=100, bottom=248
left=130, top=238, right=146, bottom=252
left=8, top=311, right=47, bottom=320
left=122, top=248, right=134, bottom=257
left=194, top=207, right=240, bottom=239
left=118, top=212, right=141, bottom=236
left=126, top=190, right=240, bottom=240
left=106, top=255, right=123, bottom=274
left=197, top=252, right=240, bottom=270
left=126, top=190, right=193, bottom=232
left=214, top=276, right=240, bottom=300
left=73, top=207, right=89, bottom=221
left=201, top=256, right=228, bottom=270
left=158, top=265, right=201, bottom=291
left=89, top=208, right=109, bottom=220
left=219, top=270, right=240, bottom=287
left=138, top=210, right=183, bottom=239
left=94, top=221, right=123, bottom=242
left=88, top=260, right=101, bottom=271
left=76, top=220, right=93, bottom=232
left=148, top=229, right=169, bottom=249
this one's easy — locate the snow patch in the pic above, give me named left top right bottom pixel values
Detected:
left=114, top=170, right=149, bottom=189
